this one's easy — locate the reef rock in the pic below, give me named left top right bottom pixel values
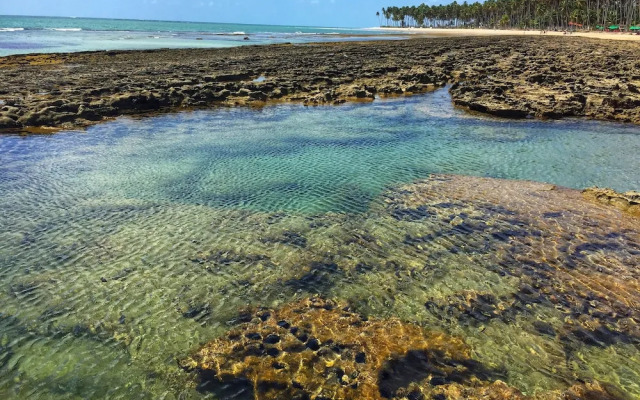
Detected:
left=181, top=297, right=627, bottom=400
left=582, top=187, right=640, bottom=217
left=4, top=36, right=640, bottom=132
left=181, top=297, right=496, bottom=399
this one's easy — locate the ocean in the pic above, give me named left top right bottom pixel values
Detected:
left=0, top=15, right=397, bottom=56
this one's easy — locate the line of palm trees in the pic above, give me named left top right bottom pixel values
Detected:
left=378, top=0, right=640, bottom=30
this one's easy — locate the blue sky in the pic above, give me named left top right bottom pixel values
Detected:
left=0, top=0, right=443, bottom=28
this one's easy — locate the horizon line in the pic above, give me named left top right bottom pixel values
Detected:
left=0, top=14, right=359, bottom=30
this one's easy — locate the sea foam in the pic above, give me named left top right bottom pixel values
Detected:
left=46, top=28, right=83, bottom=31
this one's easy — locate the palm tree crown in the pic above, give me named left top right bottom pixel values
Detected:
left=379, top=1, right=640, bottom=29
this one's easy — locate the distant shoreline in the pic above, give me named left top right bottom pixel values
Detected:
left=367, top=26, right=640, bottom=41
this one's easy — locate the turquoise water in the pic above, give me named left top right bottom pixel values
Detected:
left=0, top=90, right=640, bottom=399
left=3, top=89, right=637, bottom=214
left=0, top=15, right=396, bottom=56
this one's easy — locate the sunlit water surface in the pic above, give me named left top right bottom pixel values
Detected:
left=0, top=90, right=639, bottom=399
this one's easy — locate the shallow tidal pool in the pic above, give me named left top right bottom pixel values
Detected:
left=0, top=89, right=639, bottom=399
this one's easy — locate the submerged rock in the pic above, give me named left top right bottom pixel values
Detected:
left=388, top=175, right=640, bottom=347
left=181, top=297, right=485, bottom=399
left=181, top=297, right=629, bottom=400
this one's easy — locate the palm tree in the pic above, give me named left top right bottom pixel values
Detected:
left=381, top=0, right=639, bottom=30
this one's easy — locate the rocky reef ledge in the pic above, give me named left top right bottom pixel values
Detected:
left=583, top=187, right=640, bottom=217
left=1, top=36, right=640, bottom=132
left=181, top=297, right=627, bottom=400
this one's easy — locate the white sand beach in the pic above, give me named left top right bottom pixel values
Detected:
left=368, top=26, right=640, bottom=41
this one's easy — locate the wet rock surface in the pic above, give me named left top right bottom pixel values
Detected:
left=582, top=187, right=640, bottom=217
left=1, top=36, right=640, bottom=132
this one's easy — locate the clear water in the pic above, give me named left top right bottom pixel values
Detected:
left=0, top=15, right=399, bottom=56
left=0, top=90, right=639, bottom=399
left=4, top=89, right=638, bottom=214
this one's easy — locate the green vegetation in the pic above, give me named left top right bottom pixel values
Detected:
left=380, top=1, right=640, bottom=30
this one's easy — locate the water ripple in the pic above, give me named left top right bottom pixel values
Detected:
left=0, top=91, right=639, bottom=398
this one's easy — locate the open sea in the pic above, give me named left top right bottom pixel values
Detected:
left=0, top=15, right=396, bottom=56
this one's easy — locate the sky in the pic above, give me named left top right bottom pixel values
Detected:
left=0, top=0, right=445, bottom=28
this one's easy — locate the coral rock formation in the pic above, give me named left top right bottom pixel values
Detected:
left=181, top=297, right=491, bottom=399
left=2, top=36, right=640, bottom=132
left=181, top=297, right=629, bottom=400
left=582, top=187, right=640, bottom=217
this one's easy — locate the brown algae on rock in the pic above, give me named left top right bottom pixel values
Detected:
left=179, top=175, right=640, bottom=398
left=181, top=297, right=630, bottom=400
left=180, top=296, right=494, bottom=399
